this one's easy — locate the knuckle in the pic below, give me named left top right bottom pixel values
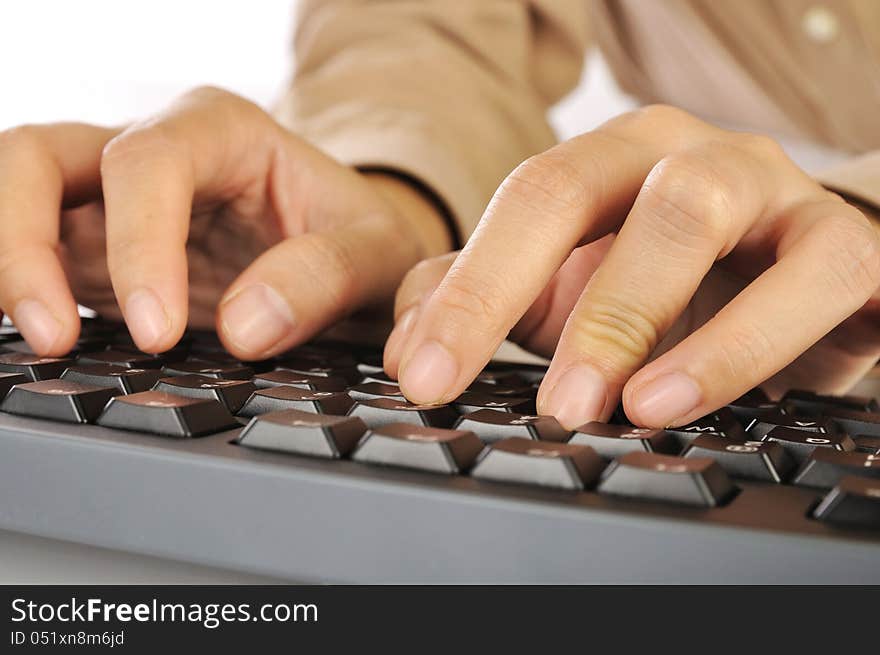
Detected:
left=734, top=132, right=787, bottom=161
left=305, top=235, right=361, bottom=309
left=434, top=272, right=509, bottom=337
left=498, top=152, right=593, bottom=216
left=621, top=103, right=692, bottom=132
left=568, top=297, right=659, bottom=374
left=716, top=321, right=775, bottom=381
left=817, top=213, right=880, bottom=299
left=0, top=125, right=45, bottom=157
left=100, top=124, right=176, bottom=169
left=640, top=155, right=734, bottom=246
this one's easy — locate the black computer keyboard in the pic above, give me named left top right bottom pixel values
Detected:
left=0, top=317, right=878, bottom=583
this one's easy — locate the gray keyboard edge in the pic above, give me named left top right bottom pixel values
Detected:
left=1, top=414, right=879, bottom=583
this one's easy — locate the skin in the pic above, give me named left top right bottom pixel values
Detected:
left=0, top=87, right=451, bottom=362
left=384, top=105, right=880, bottom=430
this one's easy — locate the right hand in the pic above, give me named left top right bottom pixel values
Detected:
left=0, top=87, right=451, bottom=358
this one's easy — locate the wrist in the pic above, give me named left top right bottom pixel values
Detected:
left=363, top=170, right=455, bottom=259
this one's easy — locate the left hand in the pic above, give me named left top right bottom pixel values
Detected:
left=383, top=105, right=880, bottom=429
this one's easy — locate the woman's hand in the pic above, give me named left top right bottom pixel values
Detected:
left=384, top=105, right=880, bottom=429
left=0, top=87, right=451, bottom=359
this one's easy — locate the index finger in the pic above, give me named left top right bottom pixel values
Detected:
left=395, top=107, right=713, bottom=404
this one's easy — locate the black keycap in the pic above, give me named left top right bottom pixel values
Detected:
left=0, top=372, right=28, bottom=399
left=274, top=357, right=361, bottom=385
left=793, top=449, right=880, bottom=489
left=251, top=370, right=348, bottom=392
left=236, top=409, right=367, bottom=458
left=481, top=362, right=546, bottom=384
left=355, top=352, right=385, bottom=376
left=466, top=380, right=536, bottom=398
left=0, top=379, right=118, bottom=423
left=597, top=452, right=735, bottom=507
left=96, top=390, right=238, bottom=438
left=153, top=375, right=256, bottom=413
left=347, top=381, right=405, bottom=402
left=471, top=437, right=604, bottom=491
left=452, top=392, right=533, bottom=415
left=60, top=364, right=162, bottom=394
left=161, top=360, right=254, bottom=380
left=812, top=476, right=880, bottom=528
left=726, top=394, right=780, bottom=427
left=353, top=423, right=484, bottom=474
left=0, top=353, right=74, bottom=381
left=854, top=435, right=880, bottom=454
left=76, top=349, right=164, bottom=369
left=348, top=398, right=458, bottom=429
left=453, top=409, right=570, bottom=443
left=665, top=408, right=746, bottom=448
left=358, top=371, right=399, bottom=386
left=569, top=422, right=677, bottom=458
left=282, top=345, right=358, bottom=368
left=747, top=410, right=840, bottom=439
left=781, top=389, right=879, bottom=415
left=473, top=370, right=529, bottom=388
left=763, top=426, right=856, bottom=466
left=238, top=386, right=355, bottom=418
left=682, top=434, right=793, bottom=483
left=825, top=408, right=880, bottom=439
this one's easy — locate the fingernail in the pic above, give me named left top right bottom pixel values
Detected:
left=13, top=299, right=63, bottom=354
left=220, top=283, right=296, bottom=355
left=400, top=340, right=459, bottom=404
left=630, top=371, right=702, bottom=426
left=125, top=288, right=171, bottom=351
left=383, top=306, right=420, bottom=374
left=540, top=364, right=608, bottom=429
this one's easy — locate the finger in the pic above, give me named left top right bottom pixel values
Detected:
left=217, top=214, right=419, bottom=360
left=384, top=251, right=459, bottom=377
left=622, top=199, right=880, bottom=427
left=396, top=106, right=713, bottom=404
left=0, top=123, right=118, bottom=355
left=537, top=137, right=816, bottom=427
left=100, top=86, right=292, bottom=352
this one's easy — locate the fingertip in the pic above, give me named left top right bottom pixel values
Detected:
left=537, top=363, right=610, bottom=429
left=217, top=282, right=297, bottom=360
left=12, top=298, right=78, bottom=357
left=382, top=305, right=420, bottom=379
left=123, top=287, right=184, bottom=354
left=398, top=339, right=460, bottom=405
left=624, top=371, right=703, bottom=428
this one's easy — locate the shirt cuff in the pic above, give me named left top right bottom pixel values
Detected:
left=814, top=151, right=880, bottom=211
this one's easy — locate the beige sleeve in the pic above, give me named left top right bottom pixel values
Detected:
left=815, top=152, right=880, bottom=213
left=274, top=0, right=590, bottom=243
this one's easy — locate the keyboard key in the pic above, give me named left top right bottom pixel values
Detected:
left=569, top=422, right=677, bottom=458
left=60, top=364, right=161, bottom=394
left=0, top=353, right=74, bottom=381
left=274, top=357, right=361, bottom=385
left=237, top=409, right=367, bottom=458
left=347, top=382, right=405, bottom=402
left=161, top=360, right=254, bottom=380
left=481, top=362, right=546, bottom=384
left=793, top=450, right=880, bottom=489
left=353, top=423, right=484, bottom=474
left=1, top=379, right=118, bottom=423
left=747, top=411, right=840, bottom=439
left=682, top=434, right=793, bottom=483
left=348, top=398, right=458, bottom=429
left=0, top=372, right=28, bottom=399
left=825, top=408, right=880, bottom=438
left=76, top=349, right=164, bottom=369
left=473, top=370, right=529, bottom=388
left=453, top=409, right=570, bottom=443
left=153, top=375, right=256, bottom=413
left=97, top=390, right=238, bottom=438
left=466, top=380, right=535, bottom=398
left=665, top=408, right=746, bottom=448
left=238, top=386, right=355, bottom=418
left=452, top=392, right=533, bottom=415
left=358, top=371, right=399, bottom=386
left=726, top=394, right=780, bottom=427
left=781, top=389, right=879, bottom=415
left=471, top=437, right=604, bottom=491
left=854, top=435, right=880, bottom=454
left=812, top=476, right=880, bottom=528
left=597, top=452, right=735, bottom=507
left=763, top=426, right=856, bottom=465
left=251, top=370, right=348, bottom=392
